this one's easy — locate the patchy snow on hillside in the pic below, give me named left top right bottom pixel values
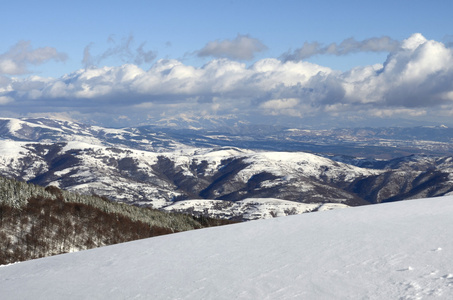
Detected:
left=162, top=198, right=348, bottom=220
left=241, top=151, right=381, bottom=182
left=0, top=140, right=28, bottom=157
left=0, top=141, right=49, bottom=181
left=1, top=196, right=453, bottom=299
left=2, top=117, right=64, bottom=134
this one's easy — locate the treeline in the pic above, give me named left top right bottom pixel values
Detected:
left=0, top=176, right=235, bottom=265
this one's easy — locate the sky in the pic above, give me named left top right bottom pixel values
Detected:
left=1, top=0, right=453, bottom=128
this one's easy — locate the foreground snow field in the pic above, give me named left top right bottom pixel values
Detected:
left=1, top=196, right=453, bottom=299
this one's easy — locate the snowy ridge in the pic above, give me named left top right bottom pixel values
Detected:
left=2, top=117, right=453, bottom=218
left=0, top=141, right=49, bottom=181
left=0, top=117, right=185, bottom=151
left=3, top=117, right=453, bottom=157
left=1, top=136, right=453, bottom=217
left=2, top=118, right=65, bottom=134
left=240, top=151, right=379, bottom=182
left=0, top=140, right=379, bottom=209
left=1, top=195, right=453, bottom=299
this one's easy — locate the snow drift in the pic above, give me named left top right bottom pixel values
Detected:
left=1, top=196, right=453, bottom=299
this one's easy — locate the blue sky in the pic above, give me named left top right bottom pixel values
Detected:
left=1, top=0, right=453, bottom=128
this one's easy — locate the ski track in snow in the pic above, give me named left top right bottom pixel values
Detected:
left=1, top=196, right=453, bottom=299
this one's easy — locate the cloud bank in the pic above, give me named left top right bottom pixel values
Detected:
left=1, top=33, right=453, bottom=127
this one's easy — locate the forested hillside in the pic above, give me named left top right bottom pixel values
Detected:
left=0, top=176, right=233, bottom=265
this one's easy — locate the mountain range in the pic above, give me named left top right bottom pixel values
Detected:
left=1, top=117, right=453, bottom=220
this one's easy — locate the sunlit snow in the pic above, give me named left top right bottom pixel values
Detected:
left=1, top=196, right=453, bottom=299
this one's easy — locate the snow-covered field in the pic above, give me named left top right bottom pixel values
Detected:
left=2, top=196, right=453, bottom=299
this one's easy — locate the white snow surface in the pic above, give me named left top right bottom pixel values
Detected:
left=2, top=196, right=453, bottom=299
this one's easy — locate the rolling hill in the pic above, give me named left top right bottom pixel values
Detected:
left=2, top=117, right=453, bottom=220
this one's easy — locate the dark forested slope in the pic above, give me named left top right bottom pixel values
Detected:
left=0, top=176, right=233, bottom=265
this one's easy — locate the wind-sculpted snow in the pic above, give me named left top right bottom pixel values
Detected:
left=2, top=196, right=453, bottom=299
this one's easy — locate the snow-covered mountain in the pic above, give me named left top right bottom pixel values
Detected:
left=0, top=117, right=185, bottom=152
left=3, top=117, right=453, bottom=156
left=0, top=140, right=374, bottom=209
left=2, top=195, right=453, bottom=299
left=2, top=117, right=453, bottom=219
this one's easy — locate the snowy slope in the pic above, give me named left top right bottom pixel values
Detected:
left=0, top=117, right=186, bottom=151
left=2, top=196, right=453, bottom=299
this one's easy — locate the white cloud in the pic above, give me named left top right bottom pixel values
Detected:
left=260, top=98, right=302, bottom=117
left=0, top=59, right=19, bottom=75
left=343, top=33, right=453, bottom=108
left=261, top=98, right=299, bottom=110
left=2, top=33, right=453, bottom=127
left=401, top=33, right=427, bottom=50
left=0, top=41, right=67, bottom=75
left=197, top=34, right=267, bottom=60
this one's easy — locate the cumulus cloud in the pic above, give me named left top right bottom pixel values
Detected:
left=2, top=33, right=453, bottom=127
left=260, top=98, right=302, bottom=117
left=82, top=35, right=156, bottom=68
left=281, top=36, right=400, bottom=61
left=343, top=33, right=453, bottom=108
left=1, top=58, right=333, bottom=123
left=0, top=41, right=67, bottom=75
left=197, top=34, right=267, bottom=60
